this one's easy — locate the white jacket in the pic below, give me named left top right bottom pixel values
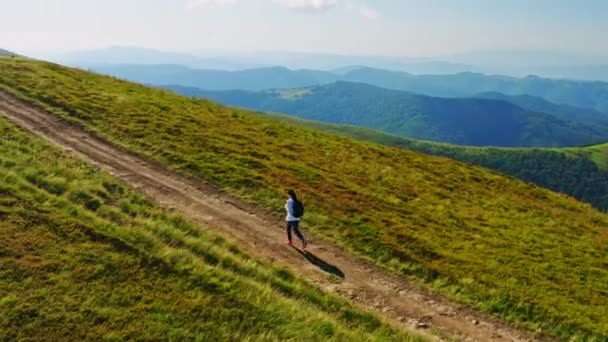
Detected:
left=285, top=198, right=300, bottom=222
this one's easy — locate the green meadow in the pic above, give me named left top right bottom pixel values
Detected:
left=263, top=113, right=608, bottom=212
left=1, top=58, right=608, bottom=340
left=0, top=116, right=418, bottom=341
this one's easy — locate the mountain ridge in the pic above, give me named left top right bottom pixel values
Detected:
left=58, top=46, right=608, bottom=80
left=474, top=91, right=608, bottom=124
left=87, top=63, right=608, bottom=112
left=92, top=63, right=337, bottom=91
left=168, top=81, right=608, bottom=148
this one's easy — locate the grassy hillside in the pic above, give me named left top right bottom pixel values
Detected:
left=170, top=82, right=608, bottom=147
left=2, top=58, right=608, bottom=340
left=261, top=113, right=608, bottom=211
left=0, top=116, right=416, bottom=341
left=401, top=144, right=608, bottom=211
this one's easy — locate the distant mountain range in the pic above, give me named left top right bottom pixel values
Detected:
left=57, top=46, right=608, bottom=80
left=55, top=46, right=477, bottom=74
left=340, top=68, right=608, bottom=113
left=167, top=81, right=608, bottom=148
left=475, top=92, right=608, bottom=125
left=447, top=49, right=608, bottom=80
left=89, top=63, right=608, bottom=113
left=92, top=64, right=336, bottom=91
left=55, top=46, right=263, bottom=71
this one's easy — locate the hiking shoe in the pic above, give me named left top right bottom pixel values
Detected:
left=286, top=240, right=293, bottom=246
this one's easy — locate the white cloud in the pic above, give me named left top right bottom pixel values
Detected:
left=359, top=4, right=379, bottom=20
left=185, top=0, right=346, bottom=14
left=186, top=0, right=237, bottom=9
left=274, top=0, right=337, bottom=12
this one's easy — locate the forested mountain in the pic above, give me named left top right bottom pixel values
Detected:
left=341, top=68, right=608, bottom=113
left=168, top=82, right=608, bottom=147
left=474, top=92, right=608, bottom=124
left=90, top=63, right=608, bottom=113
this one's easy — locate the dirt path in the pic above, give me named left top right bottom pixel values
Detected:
left=0, top=90, right=541, bottom=342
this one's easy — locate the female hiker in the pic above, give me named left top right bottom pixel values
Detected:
left=285, top=190, right=307, bottom=249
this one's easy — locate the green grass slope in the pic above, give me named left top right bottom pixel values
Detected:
left=0, top=116, right=416, bottom=341
left=2, top=59, right=608, bottom=340
left=263, top=113, right=608, bottom=211
left=169, top=82, right=608, bottom=147
left=399, top=143, right=608, bottom=211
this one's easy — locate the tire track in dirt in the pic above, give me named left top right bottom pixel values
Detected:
left=0, top=90, right=542, bottom=342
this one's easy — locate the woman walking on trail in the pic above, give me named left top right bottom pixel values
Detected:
left=286, top=190, right=307, bottom=249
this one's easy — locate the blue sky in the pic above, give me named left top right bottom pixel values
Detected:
left=2, top=0, right=607, bottom=57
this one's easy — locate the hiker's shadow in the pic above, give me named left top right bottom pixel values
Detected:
left=293, top=248, right=345, bottom=279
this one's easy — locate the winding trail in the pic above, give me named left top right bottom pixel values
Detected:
left=0, top=90, right=541, bottom=342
